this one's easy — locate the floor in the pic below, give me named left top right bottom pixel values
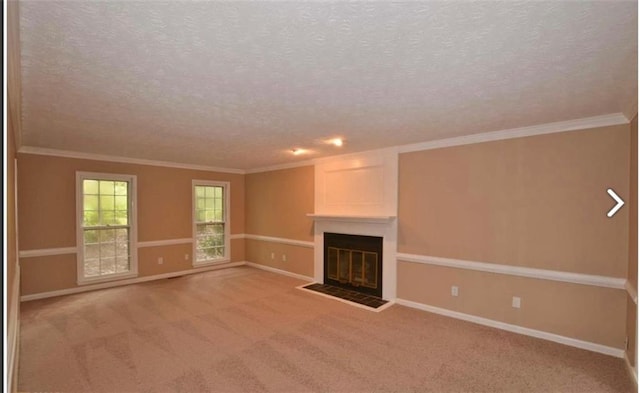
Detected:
left=18, top=266, right=636, bottom=392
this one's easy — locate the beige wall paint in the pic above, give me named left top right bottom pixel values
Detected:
left=7, top=1, right=21, bottom=392
left=17, top=153, right=245, bottom=295
left=245, top=166, right=315, bottom=275
left=245, top=239, right=314, bottom=278
left=397, top=124, right=632, bottom=351
left=627, top=296, right=637, bottom=367
left=245, top=166, right=314, bottom=242
left=398, top=261, right=626, bottom=348
left=398, top=124, right=630, bottom=277
left=20, top=254, right=77, bottom=295
left=628, top=115, right=638, bottom=366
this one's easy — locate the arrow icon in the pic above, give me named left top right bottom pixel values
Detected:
left=606, top=188, right=625, bottom=218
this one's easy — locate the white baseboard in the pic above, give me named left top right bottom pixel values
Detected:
left=245, top=262, right=314, bottom=282
left=625, top=351, right=638, bottom=387
left=395, top=298, right=624, bottom=358
left=20, top=261, right=246, bottom=302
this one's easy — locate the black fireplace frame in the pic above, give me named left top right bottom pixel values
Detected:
left=323, top=232, right=383, bottom=298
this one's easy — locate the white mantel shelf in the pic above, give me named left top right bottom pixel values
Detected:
left=306, top=214, right=396, bottom=224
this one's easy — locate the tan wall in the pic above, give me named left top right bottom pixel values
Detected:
left=398, top=125, right=631, bottom=349
left=398, top=124, right=630, bottom=276
left=7, top=1, right=21, bottom=392
left=245, top=166, right=314, bottom=241
left=398, top=261, right=626, bottom=348
left=17, top=153, right=245, bottom=295
left=246, top=239, right=314, bottom=278
left=628, top=115, right=638, bottom=365
left=245, top=166, right=315, bottom=275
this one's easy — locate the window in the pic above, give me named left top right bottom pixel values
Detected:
left=76, top=172, right=137, bottom=283
left=193, top=180, right=230, bottom=265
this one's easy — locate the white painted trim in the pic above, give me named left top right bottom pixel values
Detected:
left=245, top=262, right=314, bottom=282
left=624, top=351, right=638, bottom=387
left=19, top=246, right=77, bottom=258
left=245, top=159, right=316, bottom=174
left=137, top=238, right=193, bottom=248
left=296, top=283, right=395, bottom=313
left=397, top=253, right=626, bottom=289
left=76, top=171, right=138, bottom=284
left=18, top=114, right=629, bottom=175
left=21, top=261, right=246, bottom=302
left=396, top=298, right=624, bottom=358
left=398, top=113, right=629, bottom=154
left=18, top=237, right=242, bottom=256
left=18, top=145, right=245, bottom=174
left=307, top=214, right=396, bottom=224
left=192, top=180, right=231, bottom=267
left=244, top=234, right=315, bottom=248
left=626, top=280, right=638, bottom=304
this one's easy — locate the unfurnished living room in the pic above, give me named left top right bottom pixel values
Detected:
left=4, top=1, right=639, bottom=392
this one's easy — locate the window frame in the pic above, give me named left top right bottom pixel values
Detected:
left=76, top=171, right=138, bottom=285
left=192, top=179, right=230, bottom=266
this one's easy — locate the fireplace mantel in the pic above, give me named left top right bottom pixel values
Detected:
left=306, top=214, right=396, bottom=224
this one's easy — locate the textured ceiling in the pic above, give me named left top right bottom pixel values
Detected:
left=18, top=1, right=637, bottom=170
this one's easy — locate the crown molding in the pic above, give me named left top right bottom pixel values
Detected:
left=398, top=113, right=630, bottom=154
left=17, top=113, right=630, bottom=174
left=245, top=158, right=316, bottom=174
left=17, top=146, right=246, bottom=174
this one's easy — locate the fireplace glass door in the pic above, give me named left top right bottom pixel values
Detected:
left=324, top=233, right=383, bottom=297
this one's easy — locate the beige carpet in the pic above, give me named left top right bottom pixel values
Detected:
left=19, top=266, right=635, bottom=392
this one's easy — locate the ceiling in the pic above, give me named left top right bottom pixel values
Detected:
left=17, top=1, right=637, bottom=171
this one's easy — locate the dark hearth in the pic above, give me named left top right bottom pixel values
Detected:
left=324, top=232, right=383, bottom=298
left=302, top=283, right=388, bottom=309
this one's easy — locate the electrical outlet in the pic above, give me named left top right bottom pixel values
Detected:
left=282, top=254, right=287, bottom=262
left=451, top=286, right=459, bottom=297
left=184, top=254, right=189, bottom=261
left=270, top=252, right=275, bottom=260
left=158, top=257, right=164, bottom=265
left=512, top=296, right=521, bottom=309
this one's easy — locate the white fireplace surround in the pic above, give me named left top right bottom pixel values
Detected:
left=310, top=148, right=398, bottom=300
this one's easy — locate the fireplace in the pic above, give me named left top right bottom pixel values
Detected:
left=323, top=232, right=383, bottom=298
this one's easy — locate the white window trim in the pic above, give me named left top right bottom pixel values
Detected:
left=76, top=171, right=138, bottom=285
left=192, top=179, right=231, bottom=267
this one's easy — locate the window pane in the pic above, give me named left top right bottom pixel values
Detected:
left=115, top=196, right=127, bottom=211
left=101, top=257, right=116, bottom=275
left=214, top=187, right=222, bottom=198
left=84, top=210, right=99, bottom=226
left=100, top=195, right=115, bottom=211
left=84, top=259, right=100, bottom=277
left=196, top=223, right=225, bottom=262
left=205, top=186, right=214, bottom=198
left=114, top=181, right=128, bottom=196
left=83, top=180, right=99, bottom=194
left=195, top=186, right=205, bottom=197
left=81, top=175, right=133, bottom=280
left=84, top=229, right=99, bottom=244
left=84, top=195, right=99, bottom=211
left=115, top=210, right=128, bottom=225
left=99, top=180, right=114, bottom=195
left=101, top=210, right=116, bottom=225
